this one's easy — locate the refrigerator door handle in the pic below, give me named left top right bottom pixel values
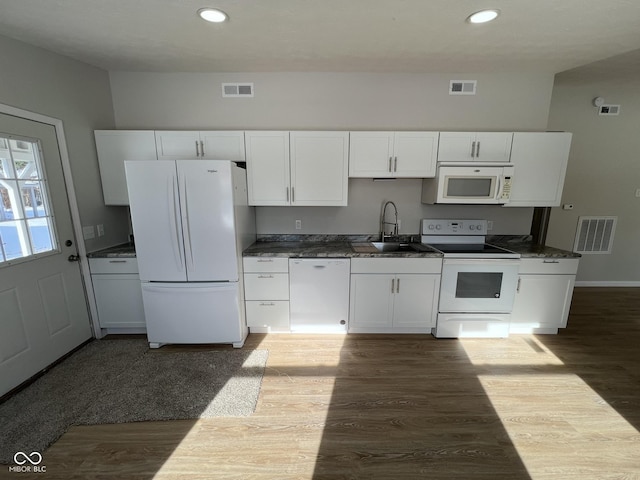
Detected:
left=169, top=176, right=185, bottom=271
left=180, top=173, right=195, bottom=270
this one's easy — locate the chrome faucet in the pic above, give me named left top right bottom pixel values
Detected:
left=380, top=201, right=399, bottom=242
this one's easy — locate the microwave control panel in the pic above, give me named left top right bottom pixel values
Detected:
left=501, top=176, right=513, bottom=199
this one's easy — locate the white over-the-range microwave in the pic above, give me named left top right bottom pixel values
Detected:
left=421, top=164, right=515, bottom=204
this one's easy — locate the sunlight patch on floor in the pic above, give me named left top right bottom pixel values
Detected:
left=458, top=336, right=566, bottom=366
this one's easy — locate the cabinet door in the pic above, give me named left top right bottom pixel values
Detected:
left=474, top=132, right=513, bottom=163
left=392, top=274, right=439, bottom=329
left=349, top=274, right=394, bottom=330
left=348, top=132, right=394, bottom=177
left=437, top=132, right=476, bottom=162
left=393, top=132, right=439, bottom=177
left=506, top=132, right=572, bottom=207
left=290, top=131, right=349, bottom=206
left=245, top=131, right=290, bottom=206
left=155, top=131, right=201, bottom=159
left=510, top=274, right=576, bottom=333
left=92, top=274, right=145, bottom=328
left=94, top=130, right=157, bottom=205
left=200, top=131, right=246, bottom=162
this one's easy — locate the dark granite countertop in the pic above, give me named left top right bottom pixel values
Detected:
left=488, top=236, right=581, bottom=259
left=87, top=243, right=136, bottom=258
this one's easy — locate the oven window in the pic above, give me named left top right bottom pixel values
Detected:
left=446, top=177, right=493, bottom=197
left=456, top=272, right=503, bottom=298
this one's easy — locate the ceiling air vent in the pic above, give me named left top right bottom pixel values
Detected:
left=222, top=83, right=254, bottom=98
left=449, top=80, right=477, bottom=95
left=573, top=216, right=617, bottom=254
left=598, top=104, right=620, bottom=116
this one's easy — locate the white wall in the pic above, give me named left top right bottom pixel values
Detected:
left=0, top=35, right=123, bottom=251
left=547, top=70, right=640, bottom=284
left=110, top=71, right=555, bottom=235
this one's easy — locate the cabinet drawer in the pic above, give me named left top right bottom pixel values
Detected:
left=244, top=273, right=290, bottom=300
left=246, top=301, right=290, bottom=329
left=89, top=257, right=139, bottom=274
left=518, top=258, right=579, bottom=275
left=351, top=257, right=442, bottom=274
left=243, top=257, right=289, bottom=273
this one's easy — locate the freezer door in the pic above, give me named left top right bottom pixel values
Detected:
left=177, top=160, right=239, bottom=282
left=141, top=282, right=245, bottom=345
left=126, top=161, right=187, bottom=281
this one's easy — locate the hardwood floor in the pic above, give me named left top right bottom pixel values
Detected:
left=3, top=287, right=640, bottom=479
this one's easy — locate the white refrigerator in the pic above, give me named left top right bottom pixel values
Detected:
left=125, top=160, right=255, bottom=348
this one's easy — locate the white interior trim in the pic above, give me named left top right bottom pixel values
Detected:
left=575, top=281, right=640, bottom=287
left=0, top=101, right=102, bottom=339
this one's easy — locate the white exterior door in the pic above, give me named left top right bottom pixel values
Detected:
left=0, top=113, right=92, bottom=396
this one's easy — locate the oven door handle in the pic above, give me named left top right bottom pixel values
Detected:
left=443, top=259, right=520, bottom=266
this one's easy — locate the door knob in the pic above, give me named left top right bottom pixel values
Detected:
left=68, top=254, right=80, bottom=262
left=65, top=240, right=73, bottom=247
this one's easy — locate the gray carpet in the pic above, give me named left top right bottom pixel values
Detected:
left=0, top=339, right=268, bottom=464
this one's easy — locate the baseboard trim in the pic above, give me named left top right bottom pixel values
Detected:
left=575, top=281, right=640, bottom=287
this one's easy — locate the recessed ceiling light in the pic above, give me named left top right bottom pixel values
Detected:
left=198, top=8, right=228, bottom=23
left=467, top=9, right=500, bottom=24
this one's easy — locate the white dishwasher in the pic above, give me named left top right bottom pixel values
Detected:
left=289, top=258, right=350, bottom=333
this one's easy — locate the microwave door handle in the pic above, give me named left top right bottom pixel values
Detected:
left=496, top=175, right=503, bottom=200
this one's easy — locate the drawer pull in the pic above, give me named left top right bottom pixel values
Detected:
left=259, top=302, right=276, bottom=306
left=257, top=259, right=274, bottom=263
left=258, top=275, right=274, bottom=278
left=108, top=260, right=128, bottom=263
left=543, top=260, right=560, bottom=264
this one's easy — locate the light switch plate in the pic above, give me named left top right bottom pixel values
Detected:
left=82, top=225, right=95, bottom=240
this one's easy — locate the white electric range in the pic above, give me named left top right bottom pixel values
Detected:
left=421, top=219, right=521, bottom=338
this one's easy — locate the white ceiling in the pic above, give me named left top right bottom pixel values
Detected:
left=1, top=0, right=640, bottom=74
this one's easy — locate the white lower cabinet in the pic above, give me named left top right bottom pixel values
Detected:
left=243, top=257, right=290, bottom=332
left=349, top=258, right=441, bottom=333
left=89, top=258, right=146, bottom=332
left=510, top=258, right=579, bottom=334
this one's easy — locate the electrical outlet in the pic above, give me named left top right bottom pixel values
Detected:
left=563, top=204, right=574, bottom=210
left=295, top=219, right=302, bottom=230
left=82, top=225, right=95, bottom=240
left=96, top=224, right=105, bottom=237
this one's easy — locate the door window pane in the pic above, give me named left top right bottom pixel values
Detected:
left=0, top=133, right=57, bottom=264
left=456, top=272, right=503, bottom=298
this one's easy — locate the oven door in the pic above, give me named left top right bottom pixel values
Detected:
left=439, top=259, right=520, bottom=313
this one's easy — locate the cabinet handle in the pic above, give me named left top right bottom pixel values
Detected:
left=195, top=140, right=200, bottom=157
left=517, top=277, right=521, bottom=293
left=257, top=259, right=274, bottom=262
left=394, top=156, right=398, bottom=172
left=476, top=141, right=481, bottom=157
left=259, top=302, right=276, bottom=307
left=391, top=278, right=395, bottom=293
left=389, top=157, right=392, bottom=172
left=200, top=140, right=205, bottom=157
left=286, top=187, right=289, bottom=202
left=471, top=141, right=476, bottom=158
left=258, top=275, right=274, bottom=279
left=108, top=260, right=127, bottom=263
left=396, top=278, right=400, bottom=293
left=291, top=187, right=295, bottom=203
left=543, top=259, right=560, bottom=264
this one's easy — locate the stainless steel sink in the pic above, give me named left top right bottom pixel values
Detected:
left=370, top=242, right=419, bottom=252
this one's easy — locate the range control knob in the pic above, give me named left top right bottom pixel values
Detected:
left=477, top=224, right=483, bottom=230
left=469, top=225, right=475, bottom=231
left=428, top=224, right=435, bottom=230
left=435, top=225, right=442, bottom=230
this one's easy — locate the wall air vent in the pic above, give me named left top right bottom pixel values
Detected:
left=222, top=83, right=254, bottom=98
left=449, top=80, right=477, bottom=95
left=573, top=216, right=617, bottom=254
left=598, top=104, right=620, bottom=116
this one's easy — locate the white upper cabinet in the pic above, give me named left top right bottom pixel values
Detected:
left=349, top=131, right=438, bottom=177
left=245, top=131, right=349, bottom=206
left=94, top=130, right=158, bottom=205
left=438, top=132, right=513, bottom=163
left=290, top=131, right=349, bottom=206
left=506, top=132, right=572, bottom=207
left=155, top=131, right=245, bottom=161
